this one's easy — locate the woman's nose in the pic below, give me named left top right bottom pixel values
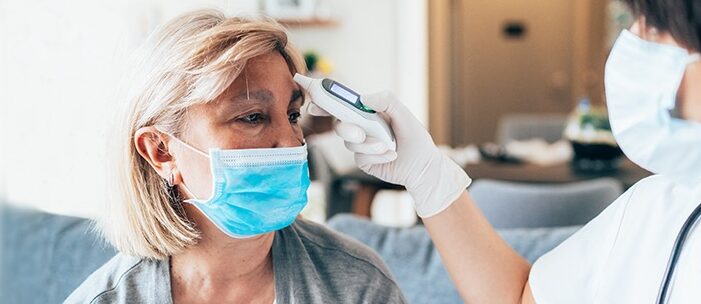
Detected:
left=272, top=122, right=304, bottom=148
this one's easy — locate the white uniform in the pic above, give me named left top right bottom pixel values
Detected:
left=530, top=175, right=701, bottom=303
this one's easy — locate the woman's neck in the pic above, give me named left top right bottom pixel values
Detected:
left=170, top=205, right=276, bottom=303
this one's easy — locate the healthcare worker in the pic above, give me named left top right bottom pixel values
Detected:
left=310, top=0, right=701, bottom=302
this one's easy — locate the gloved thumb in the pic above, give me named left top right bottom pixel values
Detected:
left=359, top=92, right=399, bottom=117
left=360, top=91, right=423, bottom=137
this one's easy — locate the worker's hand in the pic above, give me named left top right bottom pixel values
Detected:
left=308, top=92, right=471, bottom=217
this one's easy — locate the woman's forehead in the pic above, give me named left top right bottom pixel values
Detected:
left=243, top=52, right=291, bottom=77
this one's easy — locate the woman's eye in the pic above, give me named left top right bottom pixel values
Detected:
left=289, top=112, right=301, bottom=123
left=239, top=113, right=266, bottom=124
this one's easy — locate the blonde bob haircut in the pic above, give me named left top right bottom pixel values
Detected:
left=103, top=9, right=305, bottom=259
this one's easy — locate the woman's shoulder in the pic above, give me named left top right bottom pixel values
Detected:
left=274, top=219, right=406, bottom=302
left=286, top=219, right=393, bottom=274
left=63, top=253, right=170, bottom=304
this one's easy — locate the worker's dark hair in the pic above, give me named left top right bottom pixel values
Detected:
left=622, top=0, right=701, bottom=51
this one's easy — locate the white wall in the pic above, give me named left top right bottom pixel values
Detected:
left=396, top=0, right=428, bottom=125
left=286, top=0, right=427, bottom=124
left=0, top=0, right=427, bottom=217
left=0, top=0, right=8, bottom=203
left=3, top=0, right=126, bottom=215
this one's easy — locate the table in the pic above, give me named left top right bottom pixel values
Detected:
left=464, top=159, right=650, bottom=189
left=338, top=158, right=650, bottom=218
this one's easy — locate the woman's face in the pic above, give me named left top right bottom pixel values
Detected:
left=630, top=19, right=701, bottom=122
left=172, top=52, right=305, bottom=200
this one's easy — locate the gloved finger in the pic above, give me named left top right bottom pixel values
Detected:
left=359, top=91, right=401, bottom=117
left=334, top=121, right=365, bottom=144
left=361, top=92, right=430, bottom=140
left=359, top=91, right=394, bottom=112
left=360, top=91, right=417, bottom=131
left=306, top=103, right=331, bottom=117
left=344, top=137, right=389, bottom=155
left=355, top=150, right=398, bottom=167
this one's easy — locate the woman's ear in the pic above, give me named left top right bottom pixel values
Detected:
left=134, top=126, right=177, bottom=181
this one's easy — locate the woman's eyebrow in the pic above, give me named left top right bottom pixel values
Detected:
left=290, top=89, right=303, bottom=104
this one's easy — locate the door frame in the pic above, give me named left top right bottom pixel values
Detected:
left=427, top=0, right=609, bottom=146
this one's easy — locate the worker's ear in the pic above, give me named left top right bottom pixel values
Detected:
left=631, top=17, right=687, bottom=48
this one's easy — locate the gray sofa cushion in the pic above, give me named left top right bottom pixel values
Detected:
left=469, top=178, right=622, bottom=229
left=0, top=204, right=578, bottom=304
left=327, top=214, right=579, bottom=304
left=1, top=204, right=116, bottom=304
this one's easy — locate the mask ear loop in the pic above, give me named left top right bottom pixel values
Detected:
left=155, top=128, right=210, bottom=158
left=155, top=127, right=210, bottom=202
left=179, top=184, right=199, bottom=203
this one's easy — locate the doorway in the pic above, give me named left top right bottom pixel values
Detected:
left=428, top=0, right=609, bottom=146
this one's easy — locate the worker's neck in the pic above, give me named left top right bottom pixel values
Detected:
left=677, top=61, right=701, bottom=123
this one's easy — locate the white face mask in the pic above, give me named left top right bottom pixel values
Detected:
left=605, top=29, right=701, bottom=186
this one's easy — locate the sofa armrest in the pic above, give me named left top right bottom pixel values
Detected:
left=1, top=204, right=117, bottom=304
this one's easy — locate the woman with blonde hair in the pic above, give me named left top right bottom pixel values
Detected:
left=65, top=10, right=405, bottom=304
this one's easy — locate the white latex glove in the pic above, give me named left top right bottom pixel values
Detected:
left=308, top=92, right=472, bottom=217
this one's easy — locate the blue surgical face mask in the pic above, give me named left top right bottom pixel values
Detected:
left=165, top=133, right=310, bottom=239
left=606, top=29, right=701, bottom=186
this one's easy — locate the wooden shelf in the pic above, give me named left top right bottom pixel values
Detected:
left=276, top=18, right=339, bottom=28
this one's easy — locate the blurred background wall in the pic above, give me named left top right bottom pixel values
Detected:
left=0, top=0, right=427, bottom=217
left=429, top=0, right=611, bottom=145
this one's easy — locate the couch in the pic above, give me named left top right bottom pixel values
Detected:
left=0, top=204, right=578, bottom=304
left=327, top=215, right=578, bottom=304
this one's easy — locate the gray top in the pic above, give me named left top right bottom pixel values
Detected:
left=64, top=219, right=406, bottom=304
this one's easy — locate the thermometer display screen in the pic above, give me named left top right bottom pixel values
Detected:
left=330, top=83, right=359, bottom=103
left=324, top=80, right=376, bottom=113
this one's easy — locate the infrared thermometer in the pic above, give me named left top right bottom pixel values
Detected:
left=294, top=74, right=396, bottom=151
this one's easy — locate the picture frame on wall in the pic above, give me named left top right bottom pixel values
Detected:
left=264, top=0, right=317, bottom=19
